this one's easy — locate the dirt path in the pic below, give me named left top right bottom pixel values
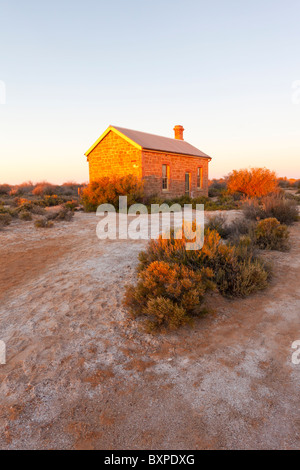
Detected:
left=0, top=213, right=299, bottom=450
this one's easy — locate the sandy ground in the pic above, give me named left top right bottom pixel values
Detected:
left=0, top=212, right=299, bottom=450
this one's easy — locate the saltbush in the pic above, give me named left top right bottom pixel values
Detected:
left=18, top=210, right=32, bottom=221
left=34, top=218, right=54, bottom=228
left=205, top=215, right=229, bottom=239
left=0, top=184, right=11, bottom=195
left=243, top=195, right=299, bottom=225
left=126, top=226, right=270, bottom=332
left=54, top=207, right=74, bottom=221
left=0, top=213, right=12, bottom=228
left=255, top=218, right=290, bottom=251
left=124, top=260, right=214, bottom=332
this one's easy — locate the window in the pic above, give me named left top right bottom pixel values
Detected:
left=197, top=167, right=203, bottom=189
left=185, top=172, right=191, bottom=194
left=162, top=164, right=170, bottom=190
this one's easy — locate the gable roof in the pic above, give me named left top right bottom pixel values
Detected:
left=85, top=125, right=212, bottom=159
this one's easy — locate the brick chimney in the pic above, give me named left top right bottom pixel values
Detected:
left=173, top=125, right=184, bottom=140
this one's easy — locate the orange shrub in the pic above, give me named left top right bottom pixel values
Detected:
left=227, top=168, right=278, bottom=197
left=81, top=175, right=144, bottom=212
left=32, top=182, right=56, bottom=196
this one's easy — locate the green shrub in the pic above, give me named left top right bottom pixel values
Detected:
left=208, top=180, right=227, bottom=197
left=205, top=215, right=229, bottom=238
left=0, top=205, right=18, bottom=218
left=0, top=184, right=11, bottom=195
left=45, top=207, right=74, bottom=222
left=54, top=207, right=74, bottom=221
left=34, top=218, right=54, bottom=228
left=124, top=261, right=214, bottom=332
left=137, top=227, right=270, bottom=299
left=225, top=217, right=256, bottom=243
left=18, top=210, right=32, bottom=221
left=81, top=175, right=144, bottom=212
left=199, top=231, right=269, bottom=297
left=262, top=195, right=299, bottom=225
left=243, top=199, right=265, bottom=220
left=145, top=194, right=238, bottom=212
left=64, top=200, right=79, bottom=210
left=0, top=213, right=12, bottom=228
left=42, top=195, right=65, bottom=207
left=243, top=195, right=299, bottom=225
left=255, top=218, right=290, bottom=251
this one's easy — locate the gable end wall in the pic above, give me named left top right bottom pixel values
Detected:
left=87, top=131, right=142, bottom=181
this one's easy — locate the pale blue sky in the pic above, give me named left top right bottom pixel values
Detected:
left=0, top=0, right=299, bottom=183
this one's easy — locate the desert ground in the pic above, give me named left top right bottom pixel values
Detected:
left=0, top=212, right=299, bottom=450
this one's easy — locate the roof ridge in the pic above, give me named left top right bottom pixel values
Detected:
left=112, top=125, right=178, bottom=142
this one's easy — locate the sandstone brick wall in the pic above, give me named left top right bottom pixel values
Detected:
left=87, top=131, right=209, bottom=197
left=87, top=131, right=142, bottom=181
left=142, top=150, right=209, bottom=198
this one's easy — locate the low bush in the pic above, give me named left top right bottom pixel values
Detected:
left=262, top=195, right=299, bottom=225
left=41, top=195, right=65, bottom=207
left=0, top=184, right=11, bottom=195
left=81, top=175, right=144, bottom=212
left=255, top=218, right=290, bottom=251
left=225, top=217, right=256, bottom=243
left=45, top=207, right=74, bottom=222
left=60, top=182, right=81, bottom=197
left=124, top=261, right=215, bottom=332
left=64, top=200, right=80, bottom=210
left=32, top=182, right=56, bottom=196
left=125, top=229, right=270, bottom=328
left=208, top=179, right=227, bottom=198
left=243, top=195, right=299, bottom=225
left=13, top=201, right=46, bottom=216
left=12, top=182, right=34, bottom=196
left=205, top=215, right=229, bottom=239
left=0, top=207, right=18, bottom=218
left=145, top=194, right=238, bottom=212
left=199, top=230, right=269, bottom=297
left=34, top=218, right=54, bottom=228
left=54, top=207, right=74, bottom=221
left=0, top=213, right=12, bottom=228
left=18, top=210, right=32, bottom=221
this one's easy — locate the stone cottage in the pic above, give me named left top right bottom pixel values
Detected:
left=85, top=125, right=212, bottom=197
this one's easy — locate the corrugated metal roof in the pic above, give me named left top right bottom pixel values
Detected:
left=112, top=126, right=211, bottom=158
